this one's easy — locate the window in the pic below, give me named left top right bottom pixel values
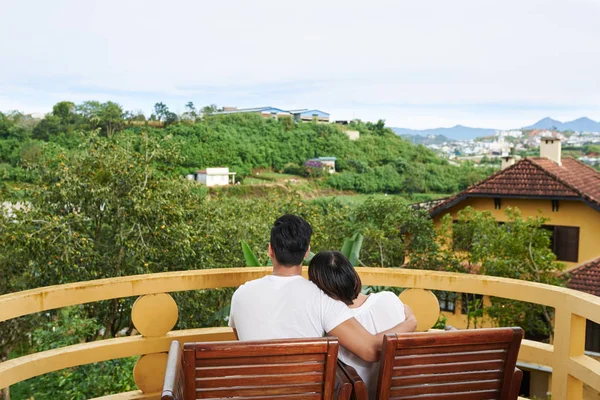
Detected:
left=552, top=199, right=559, bottom=212
left=436, top=291, right=457, bottom=313
left=586, top=320, right=600, bottom=353
left=542, top=225, right=579, bottom=262
left=494, top=198, right=502, bottom=210
left=461, top=293, right=483, bottom=314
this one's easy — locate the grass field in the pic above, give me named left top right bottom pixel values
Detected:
left=312, top=192, right=449, bottom=206
left=242, top=172, right=304, bottom=185
left=240, top=170, right=451, bottom=207
left=258, top=172, right=300, bottom=180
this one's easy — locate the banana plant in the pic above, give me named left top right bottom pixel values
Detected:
left=340, top=232, right=364, bottom=266
left=240, top=240, right=264, bottom=266
left=240, top=240, right=314, bottom=266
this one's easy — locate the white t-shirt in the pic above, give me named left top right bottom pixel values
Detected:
left=228, top=275, right=353, bottom=341
left=338, top=291, right=406, bottom=400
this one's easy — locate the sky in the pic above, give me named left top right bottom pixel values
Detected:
left=1, top=0, right=600, bottom=130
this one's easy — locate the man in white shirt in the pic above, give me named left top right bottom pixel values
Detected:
left=229, top=214, right=417, bottom=362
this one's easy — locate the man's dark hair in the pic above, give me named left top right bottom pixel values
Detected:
left=270, top=214, right=312, bottom=266
left=308, top=251, right=361, bottom=305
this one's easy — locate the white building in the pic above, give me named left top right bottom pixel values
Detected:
left=344, top=130, right=360, bottom=141
left=497, top=130, right=523, bottom=138
left=306, top=157, right=336, bottom=174
left=195, top=168, right=236, bottom=187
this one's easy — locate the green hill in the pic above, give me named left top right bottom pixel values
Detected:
left=1, top=104, right=495, bottom=195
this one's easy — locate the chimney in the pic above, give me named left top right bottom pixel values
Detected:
left=501, top=156, right=516, bottom=170
left=540, top=137, right=562, bottom=165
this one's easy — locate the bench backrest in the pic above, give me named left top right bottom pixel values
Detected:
left=376, top=327, right=524, bottom=400
left=163, top=337, right=339, bottom=400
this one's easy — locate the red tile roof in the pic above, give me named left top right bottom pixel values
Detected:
left=568, top=257, right=600, bottom=297
left=528, top=158, right=600, bottom=206
left=430, top=157, right=600, bottom=216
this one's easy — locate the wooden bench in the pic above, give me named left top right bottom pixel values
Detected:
left=339, top=327, right=524, bottom=400
left=162, top=337, right=352, bottom=400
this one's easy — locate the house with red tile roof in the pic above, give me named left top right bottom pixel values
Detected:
left=430, top=138, right=600, bottom=397
left=430, top=137, right=600, bottom=270
left=568, top=256, right=600, bottom=297
left=567, top=257, right=600, bottom=355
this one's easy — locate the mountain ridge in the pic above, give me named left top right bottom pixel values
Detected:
left=523, top=117, right=600, bottom=132
left=391, top=125, right=496, bottom=141
left=392, top=116, right=600, bottom=141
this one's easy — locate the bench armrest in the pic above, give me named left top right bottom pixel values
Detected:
left=508, top=367, right=523, bottom=400
left=337, top=360, right=368, bottom=400
left=162, top=340, right=185, bottom=400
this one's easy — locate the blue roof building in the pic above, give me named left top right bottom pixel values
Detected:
left=212, top=107, right=291, bottom=117
left=288, top=109, right=330, bottom=122
left=212, top=107, right=329, bottom=122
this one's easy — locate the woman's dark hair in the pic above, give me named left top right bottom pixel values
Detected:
left=308, top=251, right=361, bottom=305
left=270, top=214, right=312, bottom=266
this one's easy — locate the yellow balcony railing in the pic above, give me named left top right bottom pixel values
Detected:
left=1, top=267, right=599, bottom=400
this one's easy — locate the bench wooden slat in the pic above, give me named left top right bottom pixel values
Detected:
left=194, top=353, right=325, bottom=367
left=196, top=372, right=324, bottom=388
left=394, top=349, right=507, bottom=366
left=195, top=382, right=323, bottom=398
left=195, top=362, right=324, bottom=377
left=391, top=389, right=501, bottom=400
left=393, top=359, right=505, bottom=375
left=195, top=394, right=322, bottom=400
left=391, top=369, right=502, bottom=385
left=390, top=379, right=501, bottom=397
left=395, top=342, right=507, bottom=356
left=193, top=340, right=329, bottom=358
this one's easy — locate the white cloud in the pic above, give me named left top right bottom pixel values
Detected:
left=1, top=0, right=600, bottom=128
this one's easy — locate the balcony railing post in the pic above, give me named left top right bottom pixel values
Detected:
left=131, top=293, right=179, bottom=394
left=551, top=308, right=586, bottom=399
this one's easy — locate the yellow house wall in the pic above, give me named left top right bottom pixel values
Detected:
left=434, top=197, right=600, bottom=270
left=441, top=296, right=494, bottom=329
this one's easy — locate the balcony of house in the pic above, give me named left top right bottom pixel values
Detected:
left=1, top=267, right=599, bottom=400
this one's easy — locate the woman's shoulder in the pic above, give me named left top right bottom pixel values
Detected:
left=356, top=291, right=404, bottom=312
left=370, top=290, right=403, bottom=304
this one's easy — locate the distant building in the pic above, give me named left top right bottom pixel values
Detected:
left=212, top=107, right=291, bottom=120
left=288, top=109, right=330, bottom=123
left=344, top=130, right=360, bottom=141
left=307, top=157, right=336, bottom=174
left=497, top=130, right=523, bottom=138
left=212, top=107, right=330, bottom=122
left=194, top=168, right=237, bottom=187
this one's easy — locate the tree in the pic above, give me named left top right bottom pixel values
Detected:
left=200, top=104, right=218, bottom=116
left=52, top=101, right=77, bottom=124
left=443, top=207, right=566, bottom=339
left=32, top=101, right=82, bottom=140
left=164, top=111, right=179, bottom=127
left=351, top=197, right=440, bottom=268
left=0, top=132, right=205, bottom=350
left=181, top=102, right=197, bottom=122
left=124, top=110, right=146, bottom=122
left=97, top=101, right=124, bottom=138
left=152, top=102, right=169, bottom=122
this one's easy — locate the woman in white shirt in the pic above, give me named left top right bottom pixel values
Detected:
left=309, top=251, right=411, bottom=399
